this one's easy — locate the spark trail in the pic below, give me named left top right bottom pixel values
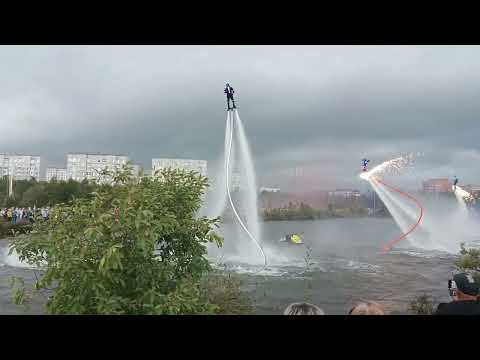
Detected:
left=360, top=154, right=424, bottom=253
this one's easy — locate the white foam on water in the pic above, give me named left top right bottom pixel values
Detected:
left=0, top=247, right=41, bottom=269
left=211, top=251, right=383, bottom=278
left=342, top=259, right=381, bottom=272
left=214, top=263, right=289, bottom=277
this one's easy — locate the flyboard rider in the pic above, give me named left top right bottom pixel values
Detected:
left=224, top=83, right=236, bottom=111
left=362, top=159, right=370, bottom=172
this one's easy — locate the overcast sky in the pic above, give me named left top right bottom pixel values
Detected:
left=1, top=45, right=480, bottom=190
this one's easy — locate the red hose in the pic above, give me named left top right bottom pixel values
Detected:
left=372, top=177, right=424, bottom=254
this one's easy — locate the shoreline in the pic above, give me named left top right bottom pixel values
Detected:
left=261, top=215, right=392, bottom=222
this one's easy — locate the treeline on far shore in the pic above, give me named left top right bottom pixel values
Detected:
left=261, top=202, right=389, bottom=221
left=0, top=176, right=100, bottom=208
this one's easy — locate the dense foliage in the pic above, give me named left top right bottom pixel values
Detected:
left=409, top=294, right=435, bottom=315
left=455, top=243, right=480, bottom=283
left=10, top=165, right=250, bottom=314
left=201, top=272, right=253, bottom=315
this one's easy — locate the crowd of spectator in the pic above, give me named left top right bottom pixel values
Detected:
left=0, top=206, right=50, bottom=224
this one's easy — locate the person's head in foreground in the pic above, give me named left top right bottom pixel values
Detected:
left=283, top=302, right=325, bottom=315
left=435, top=272, right=480, bottom=315
left=348, top=301, right=385, bottom=315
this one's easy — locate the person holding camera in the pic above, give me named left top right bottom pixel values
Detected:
left=435, top=273, right=480, bottom=315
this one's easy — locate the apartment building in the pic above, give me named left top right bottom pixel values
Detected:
left=66, top=153, right=129, bottom=182
left=0, top=154, right=41, bottom=180
left=46, top=167, right=67, bottom=182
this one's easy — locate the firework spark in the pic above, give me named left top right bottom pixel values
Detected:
left=360, top=152, right=420, bottom=181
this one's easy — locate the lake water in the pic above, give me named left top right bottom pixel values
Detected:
left=209, top=217, right=462, bottom=314
left=0, top=218, right=466, bottom=314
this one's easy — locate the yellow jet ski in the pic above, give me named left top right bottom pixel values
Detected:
left=279, top=233, right=304, bottom=245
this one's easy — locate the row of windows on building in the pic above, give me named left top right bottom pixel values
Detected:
left=0, top=155, right=41, bottom=181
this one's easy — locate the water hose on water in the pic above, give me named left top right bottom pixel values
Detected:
left=225, top=110, right=267, bottom=273
left=372, top=177, right=424, bottom=253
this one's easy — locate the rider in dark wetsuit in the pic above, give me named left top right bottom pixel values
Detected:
left=224, top=83, right=236, bottom=110
left=453, top=176, right=459, bottom=191
left=362, top=159, right=370, bottom=172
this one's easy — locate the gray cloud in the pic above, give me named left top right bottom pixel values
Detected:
left=1, top=45, right=480, bottom=190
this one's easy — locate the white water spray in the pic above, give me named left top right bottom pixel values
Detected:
left=225, top=110, right=267, bottom=269
left=0, top=247, right=42, bottom=269
left=233, top=110, right=262, bottom=243
left=371, top=177, right=432, bottom=250
left=202, top=112, right=232, bottom=219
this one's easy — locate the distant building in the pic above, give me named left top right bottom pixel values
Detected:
left=463, top=184, right=480, bottom=197
left=422, top=178, right=451, bottom=193
left=326, top=189, right=361, bottom=209
left=46, top=167, right=67, bottom=182
left=0, top=154, right=41, bottom=180
left=152, top=158, right=207, bottom=177
left=66, top=153, right=129, bottom=183
left=260, top=187, right=280, bottom=193
left=327, top=189, right=361, bottom=198
left=231, top=171, right=241, bottom=192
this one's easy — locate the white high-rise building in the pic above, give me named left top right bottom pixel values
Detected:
left=131, top=164, right=141, bottom=177
left=67, top=153, right=129, bottom=183
left=259, top=187, right=280, bottom=193
left=152, top=158, right=207, bottom=177
left=46, top=167, right=67, bottom=182
left=0, top=154, right=41, bottom=180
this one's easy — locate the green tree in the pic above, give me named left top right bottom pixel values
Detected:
left=12, top=179, right=35, bottom=201
left=409, top=294, right=435, bottom=315
left=11, top=166, right=227, bottom=315
left=201, top=272, right=253, bottom=315
left=21, top=184, right=49, bottom=207
left=455, top=243, right=480, bottom=283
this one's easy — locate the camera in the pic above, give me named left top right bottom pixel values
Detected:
left=448, top=279, right=457, bottom=297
